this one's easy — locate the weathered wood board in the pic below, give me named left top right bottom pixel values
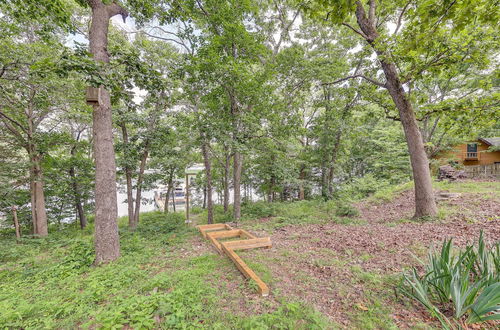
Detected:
left=196, top=223, right=271, bottom=296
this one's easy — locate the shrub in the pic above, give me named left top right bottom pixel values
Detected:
left=209, top=205, right=232, bottom=223
left=242, top=201, right=278, bottom=219
left=338, top=174, right=390, bottom=200
left=190, top=206, right=203, bottom=215
left=136, top=212, right=185, bottom=236
left=335, top=203, right=359, bottom=217
left=399, top=232, right=500, bottom=327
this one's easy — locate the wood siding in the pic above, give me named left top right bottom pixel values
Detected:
left=435, top=140, right=500, bottom=166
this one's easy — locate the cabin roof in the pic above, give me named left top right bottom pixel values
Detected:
left=478, top=137, right=500, bottom=147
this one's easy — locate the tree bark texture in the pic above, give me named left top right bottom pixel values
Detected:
left=26, top=123, right=48, bottom=236
left=33, top=156, right=48, bottom=236
left=223, top=152, right=230, bottom=212
left=201, top=141, right=214, bottom=224
left=381, top=62, right=437, bottom=217
left=88, top=0, right=127, bottom=264
left=233, top=151, right=242, bottom=220
left=133, top=146, right=149, bottom=228
left=120, top=124, right=135, bottom=227
left=353, top=0, right=437, bottom=217
left=12, top=206, right=21, bottom=242
left=164, top=172, right=173, bottom=213
left=29, top=179, right=37, bottom=234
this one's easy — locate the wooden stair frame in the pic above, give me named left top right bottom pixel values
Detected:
left=196, top=223, right=272, bottom=296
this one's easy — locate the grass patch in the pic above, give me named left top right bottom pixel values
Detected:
left=0, top=211, right=329, bottom=329
left=367, top=181, right=414, bottom=204
left=348, top=267, right=400, bottom=329
left=434, top=180, right=500, bottom=194
left=237, top=301, right=331, bottom=329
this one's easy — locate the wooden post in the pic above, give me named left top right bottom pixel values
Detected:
left=172, top=188, right=176, bottom=212
left=185, top=174, right=190, bottom=223
left=12, top=206, right=21, bottom=243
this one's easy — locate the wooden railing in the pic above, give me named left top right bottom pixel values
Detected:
left=464, top=152, right=479, bottom=160
left=464, top=163, right=500, bottom=178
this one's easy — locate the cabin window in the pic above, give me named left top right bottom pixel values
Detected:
left=467, top=143, right=477, bottom=153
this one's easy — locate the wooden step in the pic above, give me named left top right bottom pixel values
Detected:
left=221, top=244, right=270, bottom=297
left=206, top=229, right=243, bottom=252
left=221, top=237, right=271, bottom=250
left=196, top=223, right=233, bottom=238
left=198, top=223, right=271, bottom=296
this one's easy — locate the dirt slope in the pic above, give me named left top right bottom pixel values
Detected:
left=232, top=182, right=500, bottom=328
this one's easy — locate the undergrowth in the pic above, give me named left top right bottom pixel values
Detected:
left=197, top=199, right=361, bottom=230
left=399, top=232, right=500, bottom=328
left=0, top=211, right=329, bottom=329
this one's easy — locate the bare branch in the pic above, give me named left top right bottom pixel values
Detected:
left=273, top=5, right=302, bottom=54
left=394, top=1, right=411, bottom=35
left=0, top=112, right=27, bottom=143
left=341, top=22, right=368, bottom=40
left=430, top=0, right=456, bottom=31
left=0, top=108, right=27, bottom=133
left=383, top=106, right=401, bottom=121
left=140, top=31, right=192, bottom=54
left=322, top=74, right=386, bottom=88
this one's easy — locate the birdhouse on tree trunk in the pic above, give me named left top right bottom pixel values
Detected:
left=86, top=87, right=102, bottom=106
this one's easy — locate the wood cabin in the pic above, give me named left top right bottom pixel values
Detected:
left=435, top=137, right=500, bottom=166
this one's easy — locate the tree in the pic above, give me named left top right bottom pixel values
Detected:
left=0, top=24, right=63, bottom=236
left=304, top=0, right=498, bottom=217
left=85, top=0, right=128, bottom=263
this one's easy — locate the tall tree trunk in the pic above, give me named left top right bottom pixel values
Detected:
left=201, top=141, right=214, bottom=224
left=269, top=175, right=276, bottom=202
left=354, top=1, right=437, bottom=218
left=120, top=124, right=135, bottom=226
left=320, top=165, right=329, bottom=201
left=26, top=125, right=48, bottom=236
left=233, top=151, right=242, bottom=220
left=12, top=206, right=21, bottom=243
left=88, top=0, right=127, bottom=264
left=320, top=87, right=332, bottom=201
left=33, top=157, right=48, bottom=236
left=29, top=175, right=37, bottom=234
left=381, top=62, right=437, bottom=217
left=223, top=152, right=230, bottom=212
left=172, top=188, right=176, bottom=212
left=164, top=173, right=173, bottom=214
left=133, top=147, right=149, bottom=228
left=298, top=165, right=306, bottom=200
left=326, top=96, right=355, bottom=197
left=202, top=187, right=207, bottom=209
left=132, top=91, right=162, bottom=226
left=218, top=186, right=222, bottom=205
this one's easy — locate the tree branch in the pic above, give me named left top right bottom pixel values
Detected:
left=0, top=109, right=27, bottom=133
left=106, top=1, right=129, bottom=22
left=140, top=31, right=192, bottom=54
left=322, top=74, right=386, bottom=88
left=341, top=22, right=368, bottom=40
left=0, top=113, right=27, bottom=144
left=368, top=0, right=377, bottom=26
left=394, top=1, right=411, bottom=35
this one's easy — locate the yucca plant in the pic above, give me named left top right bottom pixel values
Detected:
left=399, top=232, right=500, bottom=328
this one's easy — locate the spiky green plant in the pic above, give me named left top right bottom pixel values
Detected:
left=399, top=232, right=499, bottom=328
